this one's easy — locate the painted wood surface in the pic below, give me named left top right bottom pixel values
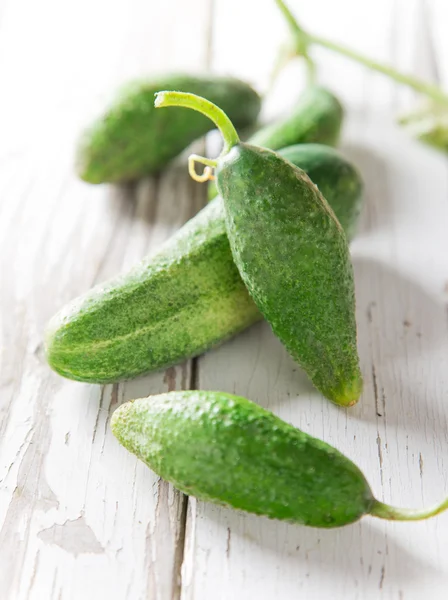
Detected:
left=1, top=0, right=448, bottom=598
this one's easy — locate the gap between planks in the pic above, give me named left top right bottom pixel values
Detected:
left=167, top=1, right=216, bottom=597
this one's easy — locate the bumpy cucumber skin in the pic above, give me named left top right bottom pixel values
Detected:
left=45, top=199, right=259, bottom=383
left=76, top=74, right=261, bottom=184
left=208, top=86, right=344, bottom=201
left=279, top=145, right=363, bottom=241
left=217, top=144, right=362, bottom=406
left=45, top=145, right=363, bottom=384
left=111, top=391, right=374, bottom=528
left=250, top=86, right=343, bottom=150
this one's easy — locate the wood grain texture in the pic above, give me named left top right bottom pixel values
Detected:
left=184, top=0, right=448, bottom=599
left=2, top=0, right=448, bottom=598
left=0, top=0, right=208, bottom=598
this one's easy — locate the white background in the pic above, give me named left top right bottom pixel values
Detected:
left=1, top=0, right=448, bottom=598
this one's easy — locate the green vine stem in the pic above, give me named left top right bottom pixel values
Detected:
left=275, top=0, right=448, bottom=108
left=155, top=91, right=240, bottom=182
left=272, top=0, right=316, bottom=85
left=371, top=496, right=448, bottom=521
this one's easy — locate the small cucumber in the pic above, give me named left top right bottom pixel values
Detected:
left=112, top=391, right=448, bottom=528
left=250, top=85, right=343, bottom=149
left=156, top=92, right=362, bottom=406
left=208, top=86, right=344, bottom=201
left=76, top=74, right=261, bottom=184
left=218, top=146, right=361, bottom=405
left=45, top=144, right=363, bottom=384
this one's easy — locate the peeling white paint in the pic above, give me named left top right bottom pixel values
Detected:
left=38, top=517, right=104, bottom=557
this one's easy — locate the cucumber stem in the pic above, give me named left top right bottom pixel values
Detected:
left=275, top=0, right=307, bottom=43
left=155, top=91, right=240, bottom=182
left=275, top=0, right=448, bottom=108
left=370, top=497, right=448, bottom=522
left=274, top=0, right=316, bottom=85
left=308, top=34, right=448, bottom=107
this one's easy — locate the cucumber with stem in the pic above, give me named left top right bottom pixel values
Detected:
left=45, top=143, right=363, bottom=385
left=76, top=74, right=261, bottom=184
left=156, top=91, right=362, bottom=406
left=208, top=85, right=344, bottom=200
left=112, top=391, right=448, bottom=528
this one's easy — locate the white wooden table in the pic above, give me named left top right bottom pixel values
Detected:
left=1, top=0, right=448, bottom=598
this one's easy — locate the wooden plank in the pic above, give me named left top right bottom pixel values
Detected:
left=0, top=0, right=209, bottom=598
left=3, top=0, right=448, bottom=597
left=182, top=0, right=448, bottom=598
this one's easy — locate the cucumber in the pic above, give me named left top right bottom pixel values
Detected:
left=76, top=74, right=261, bottom=184
left=156, top=92, right=362, bottom=406
left=250, top=85, right=343, bottom=149
left=45, top=144, right=363, bottom=384
left=279, top=144, right=362, bottom=241
left=112, top=391, right=448, bottom=528
left=218, top=143, right=361, bottom=406
left=208, top=85, right=344, bottom=200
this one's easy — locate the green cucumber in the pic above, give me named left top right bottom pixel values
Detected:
left=250, top=85, right=343, bottom=149
left=208, top=85, right=344, bottom=200
left=112, top=391, right=448, bottom=528
left=76, top=74, right=261, bottom=184
left=279, top=144, right=362, bottom=241
left=219, top=147, right=362, bottom=405
left=45, top=144, right=363, bottom=384
left=156, top=92, right=362, bottom=406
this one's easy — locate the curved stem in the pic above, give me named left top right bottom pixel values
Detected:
left=275, top=0, right=448, bottom=108
left=188, top=155, right=215, bottom=182
left=370, top=497, right=448, bottom=522
left=155, top=91, right=240, bottom=155
left=155, top=91, right=240, bottom=183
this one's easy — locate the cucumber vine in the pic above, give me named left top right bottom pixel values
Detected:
left=275, top=0, right=448, bottom=151
left=275, top=0, right=448, bottom=107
